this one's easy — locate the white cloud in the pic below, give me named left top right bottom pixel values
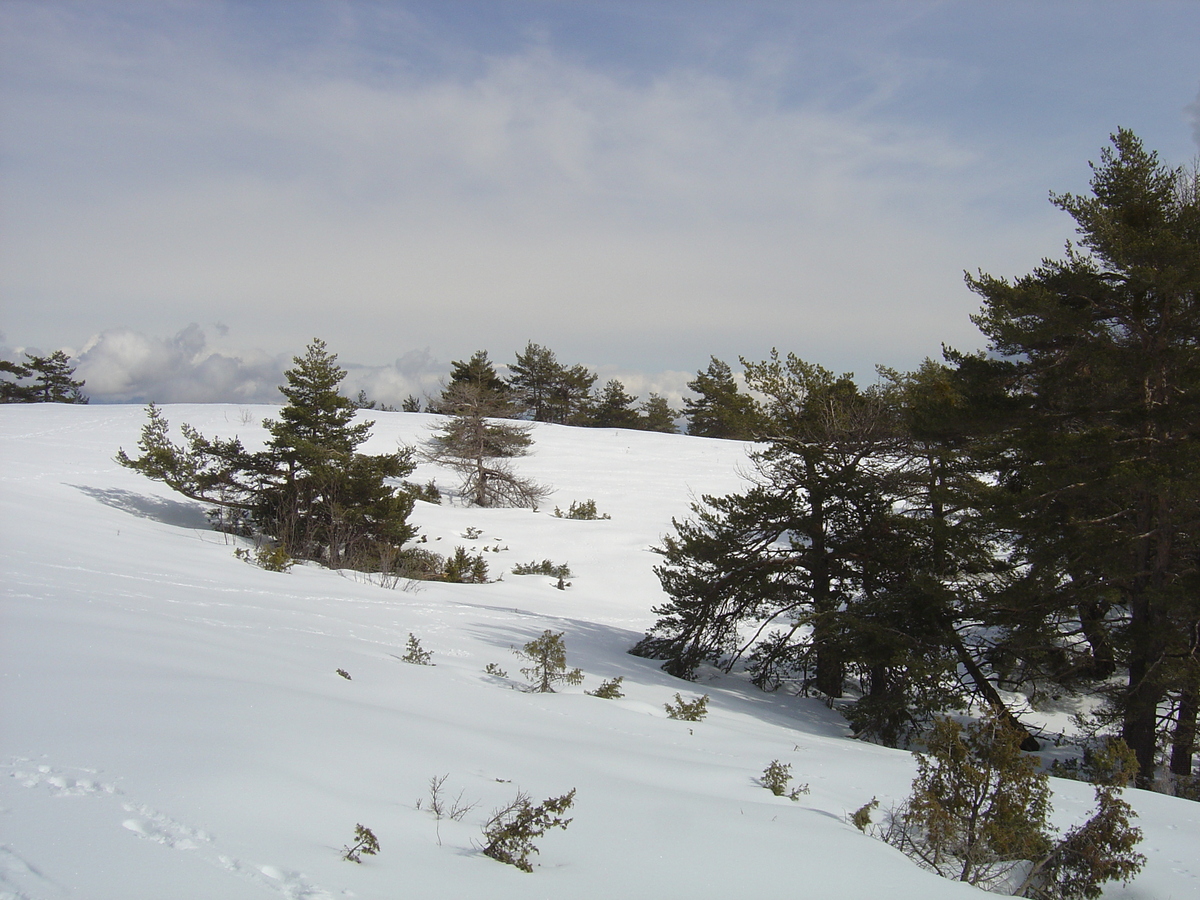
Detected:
left=75, top=325, right=286, bottom=403
left=4, top=2, right=1193, bottom=386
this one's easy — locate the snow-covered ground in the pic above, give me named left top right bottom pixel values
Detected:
left=1, top=404, right=1196, bottom=900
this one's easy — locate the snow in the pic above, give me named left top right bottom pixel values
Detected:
left=1, top=403, right=1196, bottom=900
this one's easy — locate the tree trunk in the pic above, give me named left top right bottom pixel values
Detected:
left=948, top=631, right=1040, bottom=751
left=1078, top=598, right=1117, bottom=679
left=1121, top=579, right=1165, bottom=787
left=1169, top=624, right=1199, bottom=787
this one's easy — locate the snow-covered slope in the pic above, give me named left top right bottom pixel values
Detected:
left=1, top=404, right=1195, bottom=900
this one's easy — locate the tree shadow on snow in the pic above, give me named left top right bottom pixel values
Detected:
left=460, top=611, right=850, bottom=740
left=70, top=484, right=212, bottom=530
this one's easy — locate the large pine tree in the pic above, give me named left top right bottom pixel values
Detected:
left=965, top=130, right=1200, bottom=786
left=118, top=339, right=416, bottom=569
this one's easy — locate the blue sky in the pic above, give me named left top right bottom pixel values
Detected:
left=2, top=1, right=1198, bottom=404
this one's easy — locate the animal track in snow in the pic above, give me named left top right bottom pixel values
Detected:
left=217, top=857, right=337, bottom=900
left=4, top=759, right=120, bottom=798
left=117, top=805, right=335, bottom=899
left=5, top=759, right=334, bottom=900
left=121, top=803, right=212, bottom=850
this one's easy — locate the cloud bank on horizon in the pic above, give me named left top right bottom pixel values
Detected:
left=2, top=0, right=1199, bottom=404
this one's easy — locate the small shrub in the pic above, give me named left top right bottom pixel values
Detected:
left=553, top=499, right=610, bottom=520
left=511, top=560, right=573, bottom=579
left=234, top=543, right=294, bottom=572
left=481, top=788, right=576, bottom=873
left=421, top=774, right=478, bottom=844
left=515, top=630, right=584, bottom=693
left=587, top=676, right=624, bottom=699
left=761, top=760, right=792, bottom=796
left=336, top=668, right=352, bottom=680
left=395, top=547, right=446, bottom=580
left=463, top=525, right=484, bottom=540
left=414, top=480, right=441, bottom=504
left=515, top=631, right=584, bottom=692
left=863, top=712, right=1145, bottom=898
left=402, top=633, right=433, bottom=665
left=422, top=777, right=477, bottom=825
left=665, top=693, right=709, bottom=721
left=758, top=760, right=808, bottom=800
left=871, top=714, right=1053, bottom=889
left=341, top=824, right=379, bottom=863
left=484, top=662, right=509, bottom=678
left=1034, top=784, right=1144, bottom=899
left=852, top=797, right=879, bottom=831
left=444, top=546, right=489, bottom=583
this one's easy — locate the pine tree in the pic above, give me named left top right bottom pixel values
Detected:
left=683, top=357, right=762, bottom=439
left=876, top=713, right=1054, bottom=889
left=1, top=351, right=87, bottom=403
left=507, top=342, right=564, bottom=421
left=867, top=713, right=1145, bottom=898
left=588, top=379, right=641, bottom=428
left=638, top=393, right=679, bottom=433
left=964, top=130, right=1200, bottom=785
left=504, top=342, right=597, bottom=425
left=438, top=350, right=509, bottom=413
left=118, top=339, right=416, bottom=569
left=424, top=382, right=549, bottom=508
left=515, top=630, right=583, bottom=693
left=266, top=339, right=370, bottom=461
left=635, top=353, right=905, bottom=698
left=635, top=351, right=1037, bottom=747
left=0, top=358, right=33, bottom=402
left=26, top=351, right=88, bottom=403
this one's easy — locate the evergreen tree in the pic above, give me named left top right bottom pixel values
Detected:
left=1, top=351, right=87, bottom=403
left=638, top=393, right=679, bottom=433
left=683, top=357, right=762, bottom=439
left=635, top=353, right=906, bottom=699
left=547, top=362, right=598, bottom=425
left=424, top=382, right=549, bottom=508
left=514, top=630, right=583, bottom=693
left=507, top=343, right=597, bottom=425
left=964, top=130, right=1200, bottom=785
left=0, top=358, right=33, bottom=402
left=438, top=350, right=509, bottom=412
left=866, top=713, right=1145, bottom=898
left=118, top=339, right=417, bottom=569
left=589, top=379, right=641, bottom=429
left=507, top=342, right=565, bottom=421
left=635, top=352, right=1038, bottom=748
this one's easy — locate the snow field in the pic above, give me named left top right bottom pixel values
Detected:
left=1, top=404, right=1196, bottom=899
